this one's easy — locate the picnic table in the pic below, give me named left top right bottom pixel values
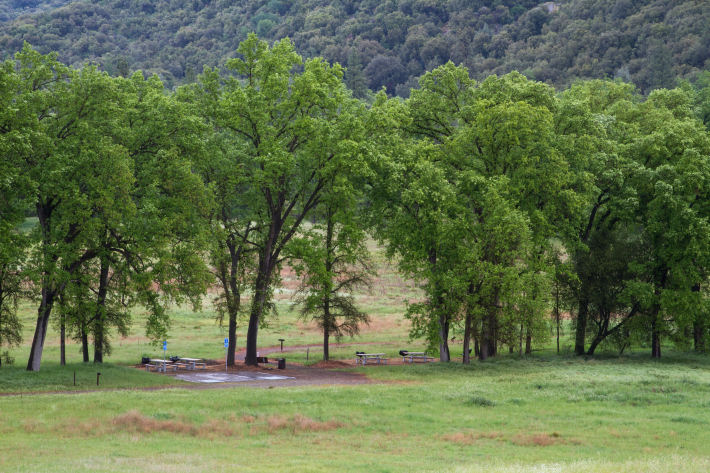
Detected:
left=144, top=357, right=206, bottom=372
left=355, top=353, right=388, bottom=365
left=145, top=358, right=178, bottom=373
left=401, top=351, right=434, bottom=363
left=178, top=357, right=207, bottom=370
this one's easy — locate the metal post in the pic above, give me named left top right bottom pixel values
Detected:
left=279, top=338, right=285, bottom=351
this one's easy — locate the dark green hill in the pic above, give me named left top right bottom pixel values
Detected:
left=0, top=0, right=71, bottom=22
left=0, top=0, right=708, bottom=94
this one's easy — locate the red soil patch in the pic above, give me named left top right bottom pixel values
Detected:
left=310, top=360, right=353, bottom=368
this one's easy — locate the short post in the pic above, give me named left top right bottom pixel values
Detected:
left=96, top=372, right=101, bottom=386
left=162, top=340, right=167, bottom=372
left=73, top=370, right=76, bottom=386
left=224, top=337, right=229, bottom=372
left=278, top=338, right=285, bottom=352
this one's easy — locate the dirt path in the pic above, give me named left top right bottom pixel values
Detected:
left=0, top=365, right=375, bottom=397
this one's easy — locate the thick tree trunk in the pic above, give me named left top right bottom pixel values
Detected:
left=226, top=237, right=245, bottom=367
left=81, top=328, right=89, bottom=362
left=245, top=259, right=272, bottom=366
left=525, top=330, right=532, bottom=355
left=438, top=309, right=450, bottom=362
left=574, top=299, right=588, bottom=356
left=26, top=285, right=56, bottom=371
left=93, top=256, right=110, bottom=364
left=227, top=305, right=238, bottom=365
left=479, top=289, right=499, bottom=361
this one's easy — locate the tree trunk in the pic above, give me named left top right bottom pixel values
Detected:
left=26, top=285, right=56, bottom=371
left=651, top=317, right=661, bottom=359
left=60, top=312, right=66, bottom=366
left=323, top=213, right=333, bottom=362
left=227, top=304, right=238, bottom=365
left=574, top=298, right=588, bottom=356
left=225, top=236, right=245, bottom=367
left=474, top=337, right=480, bottom=357
left=555, top=283, right=560, bottom=355
left=479, top=288, right=499, bottom=361
left=692, top=284, right=704, bottom=352
left=245, top=257, right=272, bottom=366
left=438, top=309, right=450, bottom=362
left=525, top=330, right=532, bottom=355
left=81, top=327, right=89, bottom=362
left=694, top=321, right=705, bottom=352
left=93, top=256, right=110, bottom=364
left=462, top=304, right=472, bottom=364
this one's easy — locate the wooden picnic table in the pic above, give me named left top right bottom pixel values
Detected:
left=355, top=353, right=388, bottom=365
left=178, top=357, right=206, bottom=370
left=145, top=358, right=178, bottom=372
left=401, top=352, right=434, bottom=363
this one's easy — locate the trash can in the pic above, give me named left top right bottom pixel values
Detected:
left=277, top=358, right=286, bottom=370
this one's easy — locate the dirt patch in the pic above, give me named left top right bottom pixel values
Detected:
left=260, top=414, right=343, bottom=434
left=310, top=360, right=353, bottom=368
left=510, top=432, right=567, bottom=446
left=443, top=431, right=503, bottom=445
left=27, top=411, right=241, bottom=439
left=443, top=431, right=578, bottom=447
left=30, top=411, right=346, bottom=439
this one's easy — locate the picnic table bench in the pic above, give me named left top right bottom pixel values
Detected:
left=145, top=358, right=179, bottom=372
left=144, top=357, right=206, bottom=372
left=400, top=351, right=435, bottom=363
left=355, top=352, right=388, bottom=365
left=178, top=357, right=207, bottom=370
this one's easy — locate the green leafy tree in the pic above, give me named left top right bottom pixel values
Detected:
left=290, top=184, right=372, bottom=361
left=203, top=34, right=368, bottom=365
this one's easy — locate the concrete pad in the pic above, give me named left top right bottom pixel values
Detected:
left=175, top=371, right=294, bottom=383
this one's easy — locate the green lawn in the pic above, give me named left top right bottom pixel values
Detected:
left=1, top=356, right=710, bottom=472
left=3, top=242, right=710, bottom=471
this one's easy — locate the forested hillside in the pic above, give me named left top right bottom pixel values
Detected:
left=0, top=0, right=708, bottom=94
left=0, top=0, right=70, bottom=22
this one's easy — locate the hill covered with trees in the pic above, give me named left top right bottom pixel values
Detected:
left=0, top=0, right=708, bottom=95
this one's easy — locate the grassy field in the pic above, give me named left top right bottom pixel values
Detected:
left=2, top=356, right=710, bottom=472
left=2, top=242, right=710, bottom=471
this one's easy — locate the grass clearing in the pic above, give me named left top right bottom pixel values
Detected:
left=2, top=243, right=710, bottom=471
left=2, top=356, right=710, bottom=472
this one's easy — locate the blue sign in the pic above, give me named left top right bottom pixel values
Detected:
left=163, top=340, right=167, bottom=351
left=224, top=338, right=229, bottom=348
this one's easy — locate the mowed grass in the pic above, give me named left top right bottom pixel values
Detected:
left=3, top=239, right=710, bottom=471
left=1, top=356, right=710, bottom=472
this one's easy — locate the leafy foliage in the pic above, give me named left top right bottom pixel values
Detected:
left=0, top=0, right=707, bottom=94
